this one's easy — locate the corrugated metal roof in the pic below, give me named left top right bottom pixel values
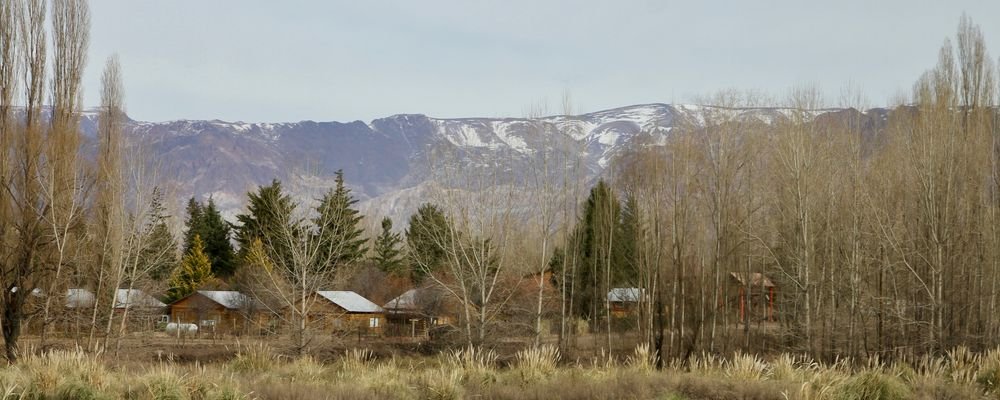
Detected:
left=66, top=288, right=95, bottom=308
left=730, top=272, right=776, bottom=288
left=607, top=288, right=644, bottom=303
left=316, top=291, right=383, bottom=313
left=197, top=290, right=249, bottom=309
left=383, top=288, right=418, bottom=311
left=114, top=289, right=166, bottom=309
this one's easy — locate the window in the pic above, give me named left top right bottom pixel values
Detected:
left=369, top=317, right=379, bottom=328
left=200, top=319, right=216, bottom=327
left=158, top=315, right=170, bottom=323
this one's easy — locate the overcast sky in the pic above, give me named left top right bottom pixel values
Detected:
left=83, top=0, right=1000, bottom=123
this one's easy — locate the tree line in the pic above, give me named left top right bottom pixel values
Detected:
left=1, top=0, right=998, bottom=366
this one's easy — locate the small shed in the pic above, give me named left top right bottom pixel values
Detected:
left=728, top=272, right=776, bottom=322
left=114, top=288, right=168, bottom=331
left=607, top=288, right=644, bottom=318
left=308, top=291, right=385, bottom=335
left=383, top=287, right=452, bottom=336
left=169, top=290, right=258, bottom=333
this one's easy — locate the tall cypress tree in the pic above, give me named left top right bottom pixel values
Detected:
left=313, top=170, right=367, bottom=269
left=371, top=217, right=404, bottom=274
left=571, top=180, right=623, bottom=320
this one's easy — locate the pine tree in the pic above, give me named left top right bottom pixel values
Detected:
left=183, top=197, right=237, bottom=277
left=313, top=170, right=367, bottom=269
left=405, top=203, right=451, bottom=282
left=235, top=180, right=297, bottom=267
left=167, top=235, right=215, bottom=303
left=142, top=189, right=178, bottom=281
left=201, top=199, right=237, bottom=277
left=371, top=217, right=404, bottom=273
left=182, top=197, right=203, bottom=254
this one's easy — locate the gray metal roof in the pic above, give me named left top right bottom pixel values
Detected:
left=607, top=287, right=644, bottom=303
left=66, top=288, right=95, bottom=308
left=197, top=290, right=250, bottom=309
left=383, top=288, right=418, bottom=311
left=114, top=289, right=166, bottom=309
left=316, top=291, right=383, bottom=313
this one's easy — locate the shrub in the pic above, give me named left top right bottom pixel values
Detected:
left=726, top=352, right=769, bottom=381
left=229, top=342, right=279, bottom=373
left=54, top=378, right=107, bottom=400
left=976, top=365, right=1000, bottom=394
left=836, top=370, right=910, bottom=400
left=512, top=345, right=560, bottom=381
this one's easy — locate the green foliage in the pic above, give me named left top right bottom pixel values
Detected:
left=568, top=180, right=636, bottom=320
left=976, top=366, right=1000, bottom=393
left=183, top=197, right=236, bottom=277
left=235, top=180, right=297, bottom=268
left=836, top=371, right=911, bottom=400
left=313, top=170, right=367, bottom=270
left=55, top=378, right=107, bottom=400
left=371, top=217, right=404, bottom=274
left=406, top=203, right=452, bottom=282
left=166, top=235, right=215, bottom=303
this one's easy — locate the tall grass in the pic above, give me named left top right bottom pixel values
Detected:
left=0, top=345, right=998, bottom=399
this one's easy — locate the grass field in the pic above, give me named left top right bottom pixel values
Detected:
left=0, top=338, right=997, bottom=399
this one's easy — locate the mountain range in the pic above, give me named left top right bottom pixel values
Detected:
left=76, top=104, right=888, bottom=227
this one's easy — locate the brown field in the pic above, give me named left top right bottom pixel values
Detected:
left=0, top=334, right=994, bottom=399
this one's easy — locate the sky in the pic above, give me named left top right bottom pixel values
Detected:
left=83, top=0, right=1000, bottom=123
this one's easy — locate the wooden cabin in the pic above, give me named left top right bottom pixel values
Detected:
left=169, top=290, right=262, bottom=334
left=728, top=272, right=776, bottom=323
left=607, top=288, right=644, bottom=318
left=306, top=291, right=385, bottom=336
left=113, top=289, right=168, bottom=331
left=382, top=287, right=453, bottom=337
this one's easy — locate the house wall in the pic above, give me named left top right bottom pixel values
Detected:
left=170, top=294, right=247, bottom=333
left=300, top=295, right=384, bottom=335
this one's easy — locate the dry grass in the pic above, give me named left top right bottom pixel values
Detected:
left=0, top=345, right=995, bottom=399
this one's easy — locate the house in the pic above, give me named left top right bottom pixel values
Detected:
left=607, top=288, right=644, bottom=318
left=113, top=289, right=168, bottom=331
left=382, top=286, right=453, bottom=337
left=66, top=288, right=96, bottom=308
left=169, top=290, right=263, bottom=334
left=307, top=291, right=385, bottom=335
left=727, top=272, right=776, bottom=322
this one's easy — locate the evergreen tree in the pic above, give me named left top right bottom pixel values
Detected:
left=182, top=197, right=203, bottom=254
left=616, top=191, right=641, bottom=285
left=371, top=217, right=404, bottom=273
left=182, top=197, right=236, bottom=277
left=143, top=189, right=178, bottom=281
left=313, top=170, right=367, bottom=269
left=167, top=235, right=215, bottom=303
left=406, top=203, right=452, bottom=282
left=201, top=199, right=237, bottom=277
left=235, top=180, right=297, bottom=267
left=571, top=180, right=623, bottom=320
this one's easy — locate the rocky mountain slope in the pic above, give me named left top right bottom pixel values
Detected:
left=79, top=104, right=886, bottom=224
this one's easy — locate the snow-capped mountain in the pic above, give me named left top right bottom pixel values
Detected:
left=81, top=104, right=885, bottom=225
